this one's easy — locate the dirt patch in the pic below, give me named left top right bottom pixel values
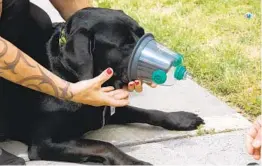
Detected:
left=150, top=6, right=174, bottom=15
left=245, top=46, right=260, bottom=59
left=207, top=37, right=222, bottom=47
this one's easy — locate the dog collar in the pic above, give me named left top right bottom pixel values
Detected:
left=59, top=27, right=67, bottom=48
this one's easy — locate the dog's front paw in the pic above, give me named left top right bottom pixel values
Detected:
left=161, top=111, right=204, bottom=131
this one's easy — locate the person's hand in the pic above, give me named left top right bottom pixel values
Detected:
left=246, top=115, right=262, bottom=160
left=70, top=68, right=129, bottom=107
left=125, top=80, right=157, bottom=92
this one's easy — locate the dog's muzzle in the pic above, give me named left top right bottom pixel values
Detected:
left=127, top=33, right=188, bottom=86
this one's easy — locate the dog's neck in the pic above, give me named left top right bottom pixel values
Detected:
left=47, top=23, right=79, bottom=83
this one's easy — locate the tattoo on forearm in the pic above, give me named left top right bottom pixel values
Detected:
left=26, top=84, right=42, bottom=92
left=17, top=65, right=74, bottom=99
left=59, top=82, right=74, bottom=100
left=0, top=38, right=8, bottom=58
left=0, top=38, right=74, bottom=100
left=17, top=65, right=60, bottom=97
left=0, top=49, right=35, bottom=74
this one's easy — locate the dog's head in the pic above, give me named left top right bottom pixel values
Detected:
left=55, top=7, right=145, bottom=88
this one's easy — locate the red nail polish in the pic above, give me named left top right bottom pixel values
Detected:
left=129, top=83, right=134, bottom=86
left=135, top=80, right=139, bottom=85
left=106, top=68, right=112, bottom=75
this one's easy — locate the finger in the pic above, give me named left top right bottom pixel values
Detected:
left=105, top=98, right=129, bottom=107
left=101, top=86, right=115, bottom=92
left=253, top=120, right=261, bottom=133
left=134, top=80, right=143, bottom=92
left=246, top=126, right=257, bottom=154
left=151, top=83, right=157, bottom=88
left=122, top=95, right=129, bottom=100
left=107, top=89, right=129, bottom=97
left=252, top=129, right=261, bottom=148
left=113, top=92, right=130, bottom=100
left=253, top=148, right=261, bottom=160
left=112, top=94, right=129, bottom=102
left=122, top=85, right=128, bottom=91
left=247, top=134, right=255, bottom=155
left=92, top=68, right=114, bottom=85
left=143, top=81, right=157, bottom=88
left=248, top=126, right=258, bottom=139
left=148, top=82, right=157, bottom=88
left=128, top=82, right=135, bottom=92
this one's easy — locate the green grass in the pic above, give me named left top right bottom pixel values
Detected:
left=197, top=125, right=216, bottom=136
left=95, top=0, right=261, bottom=119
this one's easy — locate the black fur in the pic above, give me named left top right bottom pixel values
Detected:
left=0, top=7, right=204, bottom=165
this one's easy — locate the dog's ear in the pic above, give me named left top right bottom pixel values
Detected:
left=60, top=28, right=94, bottom=80
left=131, top=25, right=145, bottom=38
left=117, top=10, right=145, bottom=37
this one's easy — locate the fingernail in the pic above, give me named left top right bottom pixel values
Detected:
left=129, top=83, right=134, bottom=86
left=106, top=68, right=113, bottom=75
left=135, top=80, right=140, bottom=85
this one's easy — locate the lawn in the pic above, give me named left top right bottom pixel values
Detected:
left=94, top=0, right=261, bottom=119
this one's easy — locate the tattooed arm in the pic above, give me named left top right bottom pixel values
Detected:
left=49, top=0, right=93, bottom=20
left=0, top=36, right=74, bottom=99
left=0, top=36, right=129, bottom=107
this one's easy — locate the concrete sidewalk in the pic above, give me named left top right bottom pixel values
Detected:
left=0, top=0, right=258, bottom=165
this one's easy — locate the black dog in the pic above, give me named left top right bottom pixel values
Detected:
left=0, top=7, right=204, bottom=165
